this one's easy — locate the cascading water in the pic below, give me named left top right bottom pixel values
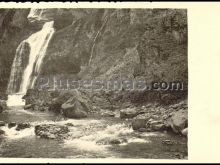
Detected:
left=6, top=10, right=55, bottom=107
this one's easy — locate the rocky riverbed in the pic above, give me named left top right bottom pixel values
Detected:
left=0, top=89, right=188, bottom=158
left=0, top=108, right=187, bottom=159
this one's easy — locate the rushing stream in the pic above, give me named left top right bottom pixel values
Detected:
left=0, top=108, right=187, bottom=159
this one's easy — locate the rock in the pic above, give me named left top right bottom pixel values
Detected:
left=61, top=97, right=88, bottom=119
left=35, top=124, right=69, bottom=139
left=169, top=100, right=187, bottom=109
left=8, top=122, right=16, bottom=128
left=148, top=120, right=163, bottom=125
left=168, top=109, right=188, bottom=133
left=101, top=111, right=115, bottom=117
left=138, top=128, right=149, bottom=132
left=0, top=129, right=5, bottom=135
left=91, top=95, right=112, bottom=110
left=16, top=123, right=31, bottom=131
left=96, top=137, right=127, bottom=145
left=162, top=140, right=174, bottom=145
left=151, top=123, right=166, bottom=131
left=49, top=91, right=75, bottom=113
left=0, top=121, right=6, bottom=127
left=120, top=107, right=138, bottom=119
left=65, top=123, right=74, bottom=127
left=132, top=115, right=147, bottom=130
left=181, top=128, right=188, bottom=136
left=24, top=104, right=33, bottom=110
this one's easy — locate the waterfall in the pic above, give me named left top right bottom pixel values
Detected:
left=7, top=15, right=55, bottom=106
left=19, top=21, right=55, bottom=94
left=27, top=9, right=44, bottom=22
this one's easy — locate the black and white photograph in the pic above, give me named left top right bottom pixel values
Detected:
left=0, top=7, right=188, bottom=159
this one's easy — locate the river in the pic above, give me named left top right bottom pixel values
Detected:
left=0, top=108, right=187, bottom=159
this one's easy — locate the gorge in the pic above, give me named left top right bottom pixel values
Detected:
left=0, top=8, right=188, bottom=159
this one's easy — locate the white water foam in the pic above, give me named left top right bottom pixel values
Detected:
left=6, top=94, right=25, bottom=107
left=1, top=126, right=35, bottom=140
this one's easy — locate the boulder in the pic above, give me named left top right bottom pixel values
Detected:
left=8, top=122, right=16, bottom=128
left=0, top=129, right=5, bottom=135
left=120, top=107, right=138, bottom=119
left=48, top=91, right=74, bottom=113
left=150, top=123, right=166, bottom=131
left=132, top=115, right=147, bottom=130
left=0, top=121, right=6, bottom=127
left=61, top=97, right=89, bottom=119
left=35, top=124, right=69, bottom=139
left=101, top=111, right=115, bottom=117
left=181, top=127, right=188, bottom=136
left=16, top=123, right=31, bottom=131
left=168, top=109, right=188, bottom=133
left=24, top=104, right=33, bottom=110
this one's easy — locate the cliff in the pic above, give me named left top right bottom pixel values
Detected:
left=0, top=9, right=187, bottom=102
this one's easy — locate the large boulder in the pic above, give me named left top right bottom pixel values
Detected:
left=8, top=122, right=16, bottom=128
left=181, top=127, right=188, bottom=136
left=49, top=91, right=73, bottom=113
left=24, top=104, right=33, bottom=110
left=101, top=111, right=115, bottom=117
left=168, top=109, right=188, bottom=133
left=131, top=114, right=148, bottom=130
left=61, top=97, right=89, bottom=119
left=35, top=124, right=69, bottom=139
left=120, top=107, right=138, bottom=119
left=16, top=123, right=31, bottom=131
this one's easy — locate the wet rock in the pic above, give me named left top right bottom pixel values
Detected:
left=65, top=123, right=74, bottom=127
left=8, top=122, right=16, bottom=128
left=145, top=119, right=167, bottom=132
left=35, top=124, right=69, bottom=139
left=0, top=129, right=5, bottom=135
left=120, top=107, right=138, bottom=119
left=181, top=128, right=188, bottom=136
left=151, top=123, right=166, bottom=131
left=16, top=123, right=31, bottom=131
left=138, top=128, right=149, bottom=132
left=96, top=137, right=127, bottom=145
left=132, top=115, right=147, bottom=130
left=101, top=111, right=115, bottom=117
left=61, top=97, right=88, bottom=119
left=0, top=121, right=6, bottom=127
left=168, top=109, right=188, bottom=133
left=24, top=104, right=33, bottom=110
left=109, top=138, right=127, bottom=145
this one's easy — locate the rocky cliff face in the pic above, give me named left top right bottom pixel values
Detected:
left=0, top=9, right=187, bottom=101
left=41, top=9, right=187, bottom=86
